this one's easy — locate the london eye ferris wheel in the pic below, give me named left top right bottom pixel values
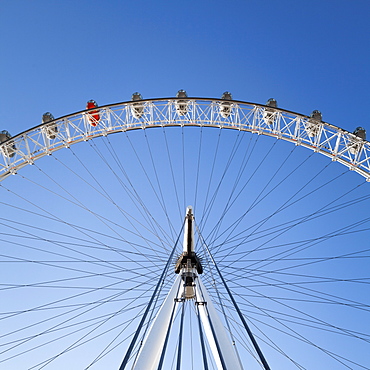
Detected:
left=0, top=91, right=369, bottom=369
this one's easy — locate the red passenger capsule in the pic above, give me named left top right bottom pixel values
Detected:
left=86, top=100, right=100, bottom=127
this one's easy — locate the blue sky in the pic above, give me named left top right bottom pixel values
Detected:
left=1, top=1, right=370, bottom=133
left=1, top=1, right=370, bottom=369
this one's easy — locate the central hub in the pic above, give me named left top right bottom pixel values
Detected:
left=174, top=206, right=203, bottom=275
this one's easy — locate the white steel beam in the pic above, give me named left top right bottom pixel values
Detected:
left=195, top=276, right=243, bottom=370
left=132, top=274, right=182, bottom=370
left=1, top=98, right=370, bottom=181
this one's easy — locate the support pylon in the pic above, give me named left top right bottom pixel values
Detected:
left=132, top=206, right=243, bottom=370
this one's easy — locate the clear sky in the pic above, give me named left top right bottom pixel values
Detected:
left=1, top=0, right=370, bottom=133
left=1, top=1, right=370, bottom=369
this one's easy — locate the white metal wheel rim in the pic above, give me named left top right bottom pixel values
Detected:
left=1, top=97, right=369, bottom=181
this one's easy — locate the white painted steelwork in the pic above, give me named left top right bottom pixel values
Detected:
left=195, top=276, right=243, bottom=370
left=1, top=97, right=369, bottom=181
left=132, top=205, right=243, bottom=369
left=133, top=271, right=243, bottom=370
left=132, top=274, right=182, bottom=370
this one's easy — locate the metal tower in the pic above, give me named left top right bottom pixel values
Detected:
left=124, top=207, right=242, bottom=369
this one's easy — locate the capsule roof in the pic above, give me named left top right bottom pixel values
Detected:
left=0, top=130, right=11, bottom=137
left=221, top=91, right=232, bottom=100
left=131, top=92, right=143, bottom=101
left=86, top=100, right=98, bottom=109
left=266, top=98, right=277, bottom=108
left=353, top=127, right=366, bottom=140
left=176, top=90, right=188, bottom=98
left=42, top=112, right=55, bottom=123
left=310, top=110, right=322, bottom=121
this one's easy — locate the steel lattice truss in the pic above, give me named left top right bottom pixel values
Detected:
left=1, top=98, right=369, bottom=181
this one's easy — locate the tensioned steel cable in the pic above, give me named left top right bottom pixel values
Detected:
left=197, top=228, right=271, bottom=370
left=212, top=284, right=370, bottom=338
left=116, top=132, right=177, bottom=248
left=104, top=135, right=173, bottom=238
left=241, top=206, right=370, bottom=276
left=0, top=208, right=165, bottom=264
left=162, top=127, right=183, bottom=221
left=118, top=219, right=184, bottom=370
left=0, top=215, right=158, bottom=284
left=176, top=299, right=186, bottom=370
left=198, top=128, right=245, bottom=234
left=208, top=149, right=320, bottom=257
left=232, top=286, right=366, bottom=369
left=214, top=170, right=357, bottom=268
left=208, top=134, right=281, bottom=250
left=195, top=302, right=209, bottom=370
left=207, top=150, right=319, bottom=250
left=4, top=172, right=169, bottom=293
left=143, top=129, right=178, bottom=240
left=199, top=234, right=368, bottom=368
left=157, top=278, right=182, bottom=370
left=199, top=128, right=222, bottom=231
left=71, top=140, right=173, bottom=256
left=211, top=286, right=366, bottom=369
left=224, top=295, right=370, bottom=339
left=217, top=290, right=304, bottom=369
left=206, top=134, right=279, bottom=252
left=192, top=127, right=203, bottom=216
left=37, top=287, right=156, bottom=369
left=219, top=219, right=370, bottom=281
left=0, top=174, right=158, bottom=269
left=0, top=283, right=154, bottom=366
